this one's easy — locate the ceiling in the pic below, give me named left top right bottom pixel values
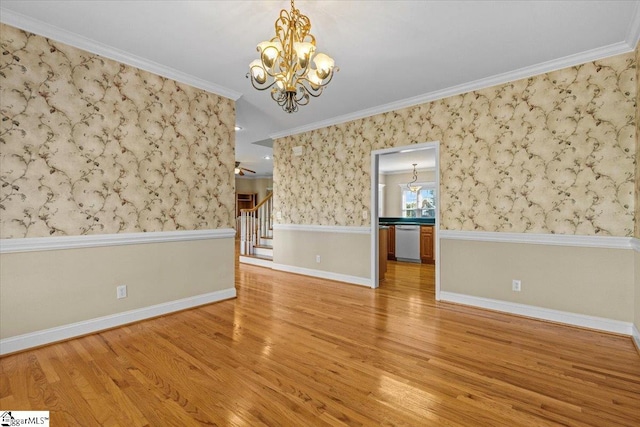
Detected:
left=379, top=147, right=436, bottom=174
left=2, top=1, right=639, bottom=177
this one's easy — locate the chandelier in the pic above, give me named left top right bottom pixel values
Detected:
left=247, top=0, right=338, bottom=113
left=407, top=164, right=422, bottom=192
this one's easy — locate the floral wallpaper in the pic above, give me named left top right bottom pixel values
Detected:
left=0, top=24, right=235, bottom=239
left=274, top=51, right=636, bottom=237
left=636, top=43, right=640, bottom=239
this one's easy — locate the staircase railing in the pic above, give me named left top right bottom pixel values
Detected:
left=240, top=192, right=273, bottom=255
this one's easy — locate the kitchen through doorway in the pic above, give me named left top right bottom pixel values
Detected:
left=370, top=141, right=440, bottom=298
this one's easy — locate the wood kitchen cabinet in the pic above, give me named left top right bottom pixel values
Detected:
left=387, top=225, right=396, bottom=260
left=420, top=225, right=435, bottom=264
left=379, top=227, right=388, bottom=281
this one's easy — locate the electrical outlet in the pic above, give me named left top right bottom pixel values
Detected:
left=362, top=210, right=368, bottom=219
left=117, top=285, right=127, bottom=299
left=316, top=255, right=321, bottom=263
left=276, top=211, right=282, bottom=220
left=512, top=280, right=521, bottom=292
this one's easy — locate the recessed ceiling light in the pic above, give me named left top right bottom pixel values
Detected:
left=263, top=155, right=271, bottom=160
left=234, top=126, right=243, bottom=131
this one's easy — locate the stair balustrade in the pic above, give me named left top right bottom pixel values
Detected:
left=240, top=192, right=273, bottom=255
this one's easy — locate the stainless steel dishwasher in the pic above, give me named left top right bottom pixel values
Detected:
left=395, top=225, right=421, bottom=262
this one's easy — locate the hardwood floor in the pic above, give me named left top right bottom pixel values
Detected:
left=1, top=258, right=639, bottom=426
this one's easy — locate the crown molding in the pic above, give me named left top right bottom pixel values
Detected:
left=0, top=229, right=236, bottom=254
left=625, top=1, right=640, bottom=49
left=0, top=8, right=242, bottom=101
left=271, top=41, right=633, bottom=140
left=235, top=174, right=274, bottom=180
left=381, top=167, right=435, bottom=176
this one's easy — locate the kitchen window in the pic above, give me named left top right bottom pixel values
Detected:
left=400, top=182, right=436, bottom=218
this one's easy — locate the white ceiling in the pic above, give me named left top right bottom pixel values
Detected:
left=2, top=1, right=639, bottom=176
left=379, top=147, right=436, bottom=174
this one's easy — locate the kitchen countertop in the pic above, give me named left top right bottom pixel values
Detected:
left=379, top=217, right=435, bottom=225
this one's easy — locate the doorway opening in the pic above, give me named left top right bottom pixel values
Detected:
left=369, top=141, right=440, bottom=300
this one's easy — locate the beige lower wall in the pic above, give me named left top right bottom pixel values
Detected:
left=273, top=229, right=370, bottom=279
left=441, top=239, right=634, bottom=322
left=274, top=230, right=635, bottom=324
left=0, top=238, right=235, bottom=338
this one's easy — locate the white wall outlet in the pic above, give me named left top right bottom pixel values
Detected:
left=276, top=211, right=282, bottom=220
left=117, top=285, right=127, bottom=299
left=362, top=209, right=368, bottom=219
left=316, top=255, right=321, bottom=263
left=512, top=280, right=521, bottom=292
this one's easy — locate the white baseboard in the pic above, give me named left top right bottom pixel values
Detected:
left=0, top=287, right=236, bottom=355
left=273, top=224, right=370, bottom=234
left=272, top=263, right=372, bottom=288
left=632, top=324, right=640, bottom=352
left=439, top=291, right=634, bottom=336
left=239, top=256, right=274, bottom=268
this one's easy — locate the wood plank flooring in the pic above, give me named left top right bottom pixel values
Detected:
left=1, top=258, right=639, bottom=426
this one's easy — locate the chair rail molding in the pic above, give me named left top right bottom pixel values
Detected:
left=0, top=229, right=236, bottom=254
left=439, top=230, right=632, bottom=250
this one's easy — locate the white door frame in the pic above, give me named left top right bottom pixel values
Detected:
left=369, top=141, right=441, bottom=301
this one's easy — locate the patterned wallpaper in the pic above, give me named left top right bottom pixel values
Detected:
left=274, top=51, right=636, bottom=237
left=636, top=43, right=640, bottom=239
left=0, top=24, right=236, bottom=238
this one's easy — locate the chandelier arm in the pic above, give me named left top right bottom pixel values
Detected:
left=294, top=81, right=324, bottom=98
left=292, top=88, right=310, bottom=104
left=276, top=10, right=290, bottom=43
left=246, top=72, right=279, bottom=91
left=271, top=89, right=308, bottom=113
left=295, top=69, right=337, bottom=97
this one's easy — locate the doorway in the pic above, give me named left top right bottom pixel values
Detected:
left=369, top=141, right=440, bottom=300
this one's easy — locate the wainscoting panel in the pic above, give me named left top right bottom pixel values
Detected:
left=273, top=226, right=371, bottom=283
left=440, top=238, right=634, bottom=323
left=0, top=236, right=235, bottom=351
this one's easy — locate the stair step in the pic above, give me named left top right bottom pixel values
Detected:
left=254, top=245, right=273, bottom=258
left=242, top=253, right=273, bottom=261
left=239, top=254, right=273, bottom=268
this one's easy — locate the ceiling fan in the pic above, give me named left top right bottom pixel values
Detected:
left=235, top=161, right=256, bottom=176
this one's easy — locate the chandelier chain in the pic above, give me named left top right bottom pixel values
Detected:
left=407, top=164, right=421, bottom=192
